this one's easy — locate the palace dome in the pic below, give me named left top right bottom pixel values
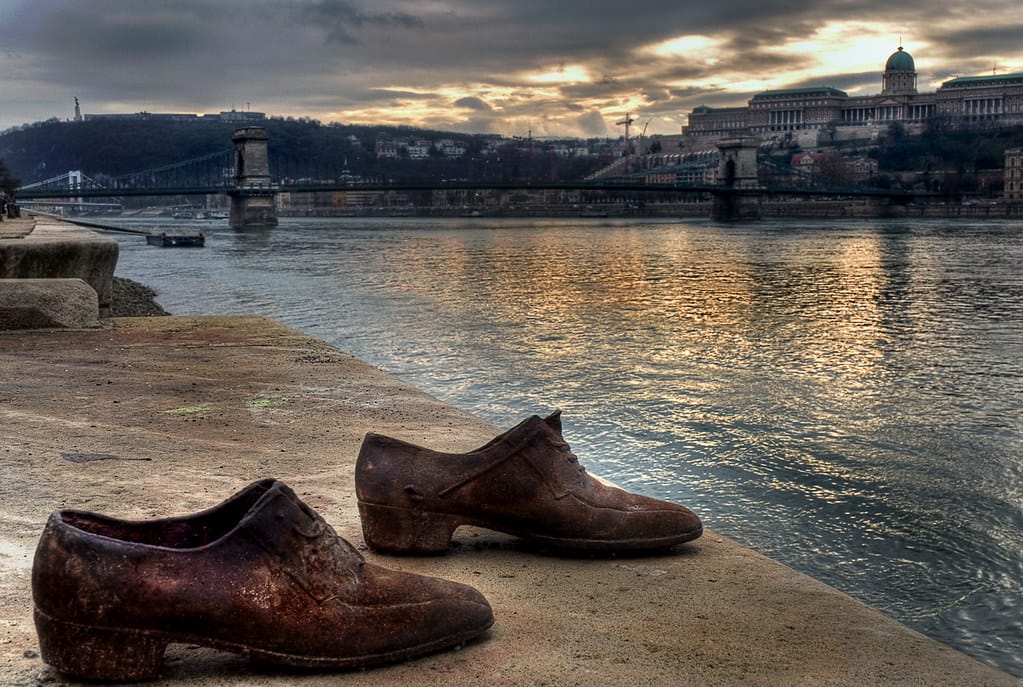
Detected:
left=885, top=46, right=915, bottom=71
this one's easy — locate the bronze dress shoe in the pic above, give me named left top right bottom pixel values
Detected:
left=356, top=411, right=703, bottom=554
left=32, top=479, right=493, bottom=681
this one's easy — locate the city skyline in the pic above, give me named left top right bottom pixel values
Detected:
left=2, top=0, right=1022, bottom=138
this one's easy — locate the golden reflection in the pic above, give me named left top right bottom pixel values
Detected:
left=387, top=225, right=915, bottom=406
left=775, top=232, right=894, bottom=389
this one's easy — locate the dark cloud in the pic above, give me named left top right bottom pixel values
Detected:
left=641, top=88, right=673, bottom=104
left=929, top=25, right=1023, bottom=62
left=454, top=97, right=492, bottom=111
left=300, top=0, right=425, bottom=45
left=561, top=81, right=632, bottom=100
left=2, top=0, right=1022, bottom=135
left=366, top=89, right=433, bottom=101
left=716, top=49, right=809, bottom=76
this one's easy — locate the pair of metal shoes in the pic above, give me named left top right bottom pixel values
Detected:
left=33, top=411, right=703, bottom=680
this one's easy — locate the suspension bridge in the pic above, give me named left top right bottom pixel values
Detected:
left=14, top=129, right=919, bottom=225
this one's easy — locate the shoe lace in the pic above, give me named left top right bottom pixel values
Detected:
left=555, top=440, right=586, bottom=474
left=292, top=506, right=365, bottom=583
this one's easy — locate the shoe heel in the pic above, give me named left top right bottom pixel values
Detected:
left=358, top=502, right=459, bottom=554
left=34, top=608, right=166, bottom=681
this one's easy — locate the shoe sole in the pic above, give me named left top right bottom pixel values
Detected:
left=359, top=501, right=703, bottom=554
left=34, top=606, right=493, bottom=680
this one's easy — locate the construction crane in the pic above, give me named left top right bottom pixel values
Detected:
left=616, top=113, right=635, bottom=150
left=637, top=119, right=651, bottom=156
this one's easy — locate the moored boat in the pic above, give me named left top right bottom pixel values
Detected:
left=145, top=231, right=205, bottom=247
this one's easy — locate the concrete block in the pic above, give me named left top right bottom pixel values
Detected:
left=0, top=278, right=100, bottom=330
left=0, top=219, right=118, bottom=317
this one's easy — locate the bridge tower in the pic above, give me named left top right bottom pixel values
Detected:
left=712, top=136, right=762, bottom=221
left=229, top=127, right=278, bottom=228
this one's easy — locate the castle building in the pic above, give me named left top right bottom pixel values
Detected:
left=683, top=46, right=1023, bottom=147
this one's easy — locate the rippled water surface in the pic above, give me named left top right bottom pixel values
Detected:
left=111, top=217, right=1023, bottom=676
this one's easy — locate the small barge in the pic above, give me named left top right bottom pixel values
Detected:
left=145, top=231, right=206, bottom=247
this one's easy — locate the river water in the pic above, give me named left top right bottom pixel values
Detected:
left=109, top=216, right=1023, bottom=676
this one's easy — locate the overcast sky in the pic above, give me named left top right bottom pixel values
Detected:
left=2, top=0, right=1022, bottom=138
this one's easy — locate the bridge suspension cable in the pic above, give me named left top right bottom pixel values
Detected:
left=105, top=148, right=235, bottom=191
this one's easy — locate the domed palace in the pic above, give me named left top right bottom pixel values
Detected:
left=883, top=46, right=917, bottom=93
left=683, top=45, right=1023, bottom=146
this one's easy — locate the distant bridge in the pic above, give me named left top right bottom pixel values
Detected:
left=15, top=130, right=920, bottom=224
left=15, top=178, right=915, bottom=199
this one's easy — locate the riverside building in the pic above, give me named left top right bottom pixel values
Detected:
left=1006, top=148, right=1023, bottom=203
left=683, top=46, right=1023, bottom=148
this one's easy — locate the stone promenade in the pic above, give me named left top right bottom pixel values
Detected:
left=1, top=316, right=1019, bottom=686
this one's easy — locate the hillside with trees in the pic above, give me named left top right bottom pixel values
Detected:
left=0, top=117, right=607, bottom=187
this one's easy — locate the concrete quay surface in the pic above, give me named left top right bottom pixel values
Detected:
left=1, top=316, right=1018, bottom=686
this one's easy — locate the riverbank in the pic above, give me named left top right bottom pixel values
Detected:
left=273, top=198, right=1023, bottom=220
left=110, top=276, right=169, bottom=316
left=1, top=315, right=1019, bottom=686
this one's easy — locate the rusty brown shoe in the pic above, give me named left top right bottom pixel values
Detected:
left=356, top=411, right=703, bottom=554
left=32, top=479, right=493, bottom=681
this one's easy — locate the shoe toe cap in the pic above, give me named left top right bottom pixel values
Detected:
left=431, top=580, right=495, bottom=636
left=360, top=565, right=494, bottom=656
left=606, top=495, right=703, bottom=548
